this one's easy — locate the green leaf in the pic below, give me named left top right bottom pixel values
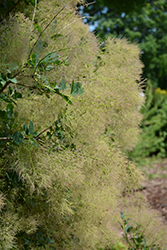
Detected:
left=35, top=24, right=43, bottom=34
left=125, top=225, right=132, bottom=233
left=12, top=91, right=22, bottom=99
left=23, top=124, right=29, bottom=135
left=51, top=20, right=57, bottom=30
left=51, top=34, right=63, bottom=39
left=136, top=236, right=144, bottom=244
left=32, top=131, right=38, bottom=137
left=0, top=110, right=7, bottom=119
left=121, top=212, right=125, bottom=219
left=35, top=38, right=43, bottom=66
left=0, top=94, right=14, bottom=104
left=6, top=69, right=11, bottom=74
left=46, top=65, right=54, bottom=71
left=29, top=121, right=34, bottom=134
left=71, top=80, right=84, bottom=96
left=41, top=52, right=60, bottom=64
left=9, top=78, right=17, bottom=84
left=30, top=52, right=37, bottom=67
left=13, top=132, right=24, bottom=144
left=48, top=239, right=54, bottom=244
left=8, top=86, right=13, bottom=95
left=0, top=74, right=6, bottom=86
left=29, top=139, right=40, bottom=148
left=6, top=172, right=11, bottom=181
left=6, top=103, right=14, bottom=118
left=56, top=79, right=67, bottom=90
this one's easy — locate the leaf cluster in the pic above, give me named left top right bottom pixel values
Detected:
left=130, top=83, right=167, bottom=160
left=120, top=212, right=163, bottom=250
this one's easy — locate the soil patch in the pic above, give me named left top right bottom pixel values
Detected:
left=141, top=159, right=167, bottom=224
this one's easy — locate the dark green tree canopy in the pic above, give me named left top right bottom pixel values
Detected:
left=84, top=0, right=167, bottom=89
left=86, top=0, right=147, bottom=13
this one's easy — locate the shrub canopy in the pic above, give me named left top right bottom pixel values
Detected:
left=0, top=0, right=167, bottom=249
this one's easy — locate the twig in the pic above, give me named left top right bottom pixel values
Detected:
left=0, top=136, right=44, bottom=145
left=36, top=138, right=44, bottom=145
left=84, top=1, right=96, bottom=7
left=30, top=0, right=37, bottom=31
left=0, top=137, right=29, bottom=141
left=28, top=1, right=72, bottom=59
left=35, top=126, right=52, bottom=138
left=0, top=69, right=22, bottom=94
left=58, top=16, right=86, bottom=34
left=13, top=82, right=40, bottom=90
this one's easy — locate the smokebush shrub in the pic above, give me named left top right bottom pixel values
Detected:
left=120, top=212, right=162, bottom=250
left=0, top=1, right=167, bottom=249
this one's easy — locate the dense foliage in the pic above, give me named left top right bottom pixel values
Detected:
left=83, top=0, right=167, bottom=89
left=120, top=212, right=162, bottom=250
left=0, top=0, right=167, bottom=249
left=130, top=83, right=167, bottom=160
left=85, top=0, right=147, bottom=13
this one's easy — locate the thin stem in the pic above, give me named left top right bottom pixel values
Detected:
left=0, top=69, right=24, bottom=94
left=84, top=1, right=96, bottom=7
left=0, top=81, right=10, bottom=94
left=14, top=82, right=39, bottom=90
left=58, top=16, right=86, bottom=34
left=35, top=126, right=52, bottom=138
left=0, top=136, right=44, bottom=144
left=0, top=137, right=29, bottom=141
left=30, top=0, right=37, bottom=31
left=28, top=3, right=69, bottom=59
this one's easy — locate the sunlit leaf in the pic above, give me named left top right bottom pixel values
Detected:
left=56, top=79, right=67, bottom=90
left=41, top=52, right=60, bottom=64
left=71, top=80, right=84, bottom=96
left=9, top=78, right=17, bottom=84
left=46, top=65, right=54, bottom=71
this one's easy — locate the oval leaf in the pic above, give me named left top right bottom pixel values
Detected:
left=56, top=79, right=67, bottom=90
left=41, top=52, right=60, bottom=64
left=71, top=81, right=84, bottom=96
left=9, top=78, right=17, bottom=84
left=29, top=139, right=40, bottom=148
left=29, top=121, right=34, bottom=134
left=23, top=124, right=29, bottom=135
left=13, top=132, right=24, bottom=144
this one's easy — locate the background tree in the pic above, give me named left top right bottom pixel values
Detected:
left=83, top=0, right=167, bottom=90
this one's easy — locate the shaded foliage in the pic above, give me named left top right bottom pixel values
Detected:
left=85, top=0, right=147, bottom=14
left=130, top=83, right=167, bottom=160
